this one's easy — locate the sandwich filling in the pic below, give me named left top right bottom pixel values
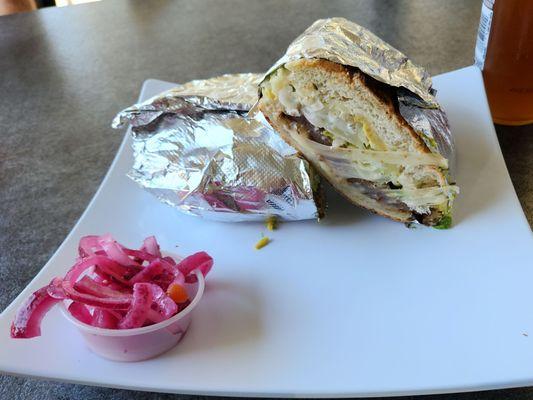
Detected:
left=259, top=59, right=458, bottom=227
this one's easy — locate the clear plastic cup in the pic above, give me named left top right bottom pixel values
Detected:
left=60, top=269, right=205, bottom=362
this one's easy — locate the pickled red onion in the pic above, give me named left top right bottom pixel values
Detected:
left=146, top=283, right=178, bottom=320
left=117, top=283, right=153, bottom=329
left=141, top=236, right=161, bottom=258
left=74, top=275, right=130, bottom=298
left=68, top=302, right=92, bottom=324
left=61, top=280, right=132, bottom=310
left=91, top=309, right=119, bottom=329
left=177, top=252, right=213, bottom=283
left=10, top=234, right=213, bottom=338
left=11, top=285, right=61, bottom=338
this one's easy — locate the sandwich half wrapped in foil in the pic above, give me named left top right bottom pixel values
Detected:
left=261, top=17, right=455, bottom=170
left=256, top=17, right=458, bottom=227
left=112, top=74, right=323, bottom=222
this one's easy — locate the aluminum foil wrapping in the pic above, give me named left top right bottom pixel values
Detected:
left=262, top=17, right=455, bottom=172
left=112, top=74, right=321, bottom=222
left=397, top=89, right=455, bottom=172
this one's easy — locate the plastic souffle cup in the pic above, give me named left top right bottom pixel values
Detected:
left=60, top=269, right=205, bottom=362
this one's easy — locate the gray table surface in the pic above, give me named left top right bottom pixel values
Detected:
left=1, top=0, right=532, bottom=399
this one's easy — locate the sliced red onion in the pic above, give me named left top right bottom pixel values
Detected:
left=91, top=309, right=119, bottom=329
left=11, top=286, right=61, bottom=338
left=68, top=302, right=93, bottom=324
left=150, top=276, right=174, bottom=291
left=92, top=272, right=106, bottom=284
left=104, top=309, right=123, bottom=319
left=61, top=280, right=131, bottom=309
left=74, top=276, right=131, bottom=298
left=106, top=280, right=129, bottom=292
left=162, top=256, right=177, bottom=265
left=177, top=252, right=213, bottom=283
left=93, top=256, right=140, bottom=285
left=118, top=283, right=153, bottom=329
left=47, top=277, right=67, bottom=299
left=129, top=260, right=164, bottom=284
left=146, top=308, right=165, bottom=324
left=146, top=283, right=178, bottom=319
left=171, top=273, right=186, bottom=287
left=78, top=235, right=101, bottom=258
left=98, top=236, right=139, bottom=267
left=64, top=257, right=99, bottom=284
left=92, top=268, right=128, bottom=291
left=141, top=236, right=162, bottom=258
left=156, top=259, right=185, bottom=288
left=123, top=249, right=158, bottom=264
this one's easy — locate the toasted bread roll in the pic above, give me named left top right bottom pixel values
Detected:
left=259, top=59, right=458, bottom=227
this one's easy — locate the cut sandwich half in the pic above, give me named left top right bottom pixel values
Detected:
left=258, top=59, right=458, bottom=227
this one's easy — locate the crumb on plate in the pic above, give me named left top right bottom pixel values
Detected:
left=265, top=216, right=278, bottom=231
left=255, top=236, right=271, bottom=250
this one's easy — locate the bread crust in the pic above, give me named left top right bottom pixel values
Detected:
left=287, top=59, right=429, bottom=154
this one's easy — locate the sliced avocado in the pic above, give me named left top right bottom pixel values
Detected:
left=434, top=214, right=452, bottom=229
left=322, top=130, right=335, bottom=141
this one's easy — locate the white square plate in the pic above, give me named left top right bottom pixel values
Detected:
left=1, top=66, right=532, bottom=397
